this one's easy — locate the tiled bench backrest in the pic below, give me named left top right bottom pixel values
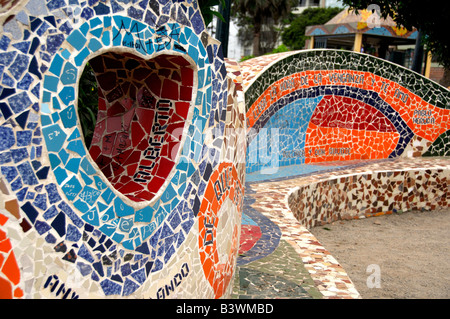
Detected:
left=241, top=50, right=450, bottom=174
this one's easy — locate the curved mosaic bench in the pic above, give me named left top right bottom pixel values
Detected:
left=241, top=49, right=450, bottom=174
left=286, top=157, right=450, bottom=229
left=238, top=50, right=450, bottom=298
left=241, top=157, right=450, bottom=299
left=0, top=0, right=246, bottom=299
left=240, top=49, right=450, bottom=227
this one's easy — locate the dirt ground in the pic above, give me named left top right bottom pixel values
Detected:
left=309, top=209, right=450, bottom=299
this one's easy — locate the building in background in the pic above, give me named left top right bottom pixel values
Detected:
left=305, top=8, right=444, bottom=83
left=293, top=0, right=326, bottom=14
left=305, top=9, right=418, bottom=64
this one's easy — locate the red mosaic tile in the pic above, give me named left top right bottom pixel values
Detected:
left=88, top=52, right=194, bottom=202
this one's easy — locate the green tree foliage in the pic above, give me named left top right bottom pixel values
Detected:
left=281, top=7, right=342, bottom=50
left=271, top=44, right=290, bottom=54
left=198, top=0, right=226, bottom=27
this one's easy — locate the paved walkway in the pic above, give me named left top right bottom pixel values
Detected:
left=232, top=157, right=450, bottom=299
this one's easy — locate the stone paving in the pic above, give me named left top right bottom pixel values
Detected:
left=232, top=157, right=450, bottom=299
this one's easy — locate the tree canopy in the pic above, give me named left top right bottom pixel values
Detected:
left=281, top=7, right=342, bottom=50
left=198, top=0, right=226, bottom=27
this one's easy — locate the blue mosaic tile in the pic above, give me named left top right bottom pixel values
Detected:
left=36, top=166, right=49, bottom=179
left=30, top=19, right=43, bottom=34
left=0, top=36, right=11, bottom=51
left=17, top=73, right=34, bottom=90
left=28, top=56, right=42, bottom=79
left=48, top=153, right=61, bottom=169
left=77, top=262, right=93, bottom=277
left=65, top=157, right=81, bottom=174
left=94, top=3, right=110, bottom=15
left=113, top=197, right=134, bottom=217
left=51, top=212, right=66, bottom=237
left=0, top=51, right=17, bottom=66
left=44, top=233, right=57, bottom=244
left=67, top=139, right=86, bottom=156
left=73, top=199, right=90, bottom=213
left=12, top=41, right=31, bottom=54
left=89, top=27, right=103, bottom=39
left=78, top=186, right=101, bottom=206
left=62, top=176, right=82, bottom=201
left=29, top=38, right=40, bottom=55
left=10, top=176, right=23, bottom=191
left=59, top=105, right=77, bottom=128
left=44, top=16, right=57, bottom=28
left=82, top=207, right=100, bottom=226
left=26, top=191, right=35, bottom=200
left=48, top=54, right=64, bottom=76
left=9, top=54, right=29, bottom=80
left=0, top=126, right=15, bottom=151
left=81, top=7, right=95, bottom=20
left=0, top=151, right=12, bottom=164
left=42, top=124, right=67, bottom=152
left=59, top=21, right=74, bottom=35
left=16, top=130, right=32, bottom=146
left=66, top=29, right=87, bottom=51
left=58, top=200, right=84, bottom=228
left=36, top=22, right=51, bottom=36
left=15, top=187, right=27, bottom=201
left=53, top=166, right=68, bottom=184
left=43, top=75, right=59, bottom=92
left=47, top=0, right=66, bottom=11
left=100, top=279, right=122, bottom=295
left=128, top=7, right=144, bottom=20
left=35, top=220, right=52, bottom=235
left=15, top=110, right=30, bottom=130
left=118, top=217, right=133, bottom=233
left=1, top=166, right=18, bottom=183
left=79, top=170, right=93, bottom=185
left=2, top=72, right=15, bottom=87
left=88, top=38, right=102, bottom=52
left=11, top=148, right=29, bottom=163
left=8, top=91, right=32, bottom=114
left=46, top=34, right=65, bottom=55
left=66, top=224, right=82, bottom=241
left=21, top=201, right=39, bottom=224
left=17, top=161, right=39, bottom=185
left=58, top=86, right=75, bottom=105
left=100, top=188, right=115, bottom=205
left=58, top=148, right=69, bottom=164
left=45, top=183, right=62, bottom=204
left=0, top=102, right=13, bottom=120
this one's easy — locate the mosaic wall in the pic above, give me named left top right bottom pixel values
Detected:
left=0, top=0, right=246, bottom=299
left=241, top=50, right=450, bottom=174
left=287, top=158, right=450, bottom=229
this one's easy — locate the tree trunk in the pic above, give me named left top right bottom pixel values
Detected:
left=252, top=23, right=261, bottom=57
left=439, top=67, right=450, bottom=89
left=216, top=0, right=231, bottom=57
left=412, top=30, right=424, bottom=74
